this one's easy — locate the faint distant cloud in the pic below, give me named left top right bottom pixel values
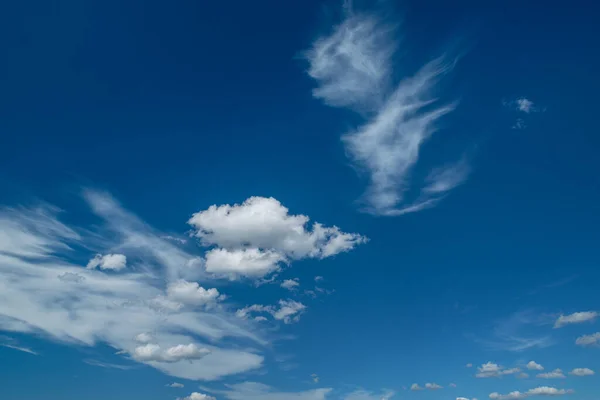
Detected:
left=311, top=373, right=320, bottom=383
left=411, top=384, right=423, bottom=391
left=536, top=369, right=565, bottom=379
left=83, top=359, right=135, bottom=370
left=575, top=332, right=600, bottom=347
left=466, top=363, right=473, bottom=368
left=167, top=382, right=184, bottom=388
left=554, top=311, right=598, bottom=328
left=0, top=343, right=39, bottom=355
left=425, top=383, right=443, bottom=390
left=504, top=97, right=544, bottom=130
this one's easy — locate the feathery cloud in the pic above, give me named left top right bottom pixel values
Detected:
left=304, top=9, right=468, bottom=216
left=575, top=332, right=600, bottom=347
left=212, top=381, right=332, bottom=400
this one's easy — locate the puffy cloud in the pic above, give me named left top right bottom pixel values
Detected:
left=536, top=369, right=565, bottom=379
left=86, top=253, right=127, bottom=271
left=489, top=387, right=573, bottom=400
left=425, top=383, right=442, bottom=390
left=516, top=98, right=534, bottom=113
left=167, top=382, right=184, bottom=388
left=237, top=300, right=306, bottom=324
left=304, top=10, right=468, bottom=216
left=0, top=191, right=266, bottom=381
left=166, top=280, right=221, bottom=307
left=178, top=392, right=216, bottom=400
left=526, top=361, right=544, bottom=371
left=188, top=197, right=367, bottom=259
left=281, top=279, right=300, bottom=290
left=135, top=333, right=153, bottom=344
left=410, top=384, right=423, bottom=391
left=575, top=332, right=600, bottom=347
left=554, top=311, right=598, bottom=328
left=569, top=368, right=594, bottom=376
left=204, top=248, right=285, bottom=280
left=132, top=343, right=210, bottom=363
left=476, top=362, right=521, bottom=378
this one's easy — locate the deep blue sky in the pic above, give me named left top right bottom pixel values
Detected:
left=1, top=1, right=599, bottom=400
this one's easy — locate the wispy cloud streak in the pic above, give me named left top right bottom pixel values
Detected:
left=305, top=9, right=468, bottom=215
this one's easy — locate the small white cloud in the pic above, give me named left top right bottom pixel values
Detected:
left=516, top=98, right=535, bottom=113
left=457, top=397, right=471, bottom=400
left=86, top=253, right=127, bottom=271
left=236, top=299, right=306, bottom=324
left=554, top=311, right=598, bottom=328
left=569, top=368, right=594, bottom=376
left=489, top=386, right=573, bottom=400
left=425, top=383, right=442, bottom=390
left=526, top=361, right=544, bottom=371
left=134, top=333, right=153, bottom=344
left=281, top=279, right=300, bottom=290
left=476, top=362, right=521, bottom=378
left=217, top=381, right=332, bottom=400
left=466, top=363, right=473, bottom=368
left=132, top=343, right=210, bottom=363
left=167, top=382, right=184, bottom=388
left=57, top=272, right=85, bottom=283
left=575, top=332, right=600, bottom=347
left=536, top=369, right=565, bottom=379
left=410, top=384, right=423, bottom=391
left=314, top=276, right=324, bottom=282
left=178, top=392, right=215, bottom=400
left=311, top=373, right=319, bottom=383
left=166, top=280, right=221, bottom=307
left=450, top=383, right=457, bottom=387
left=344, top=389, right=395, bottom=400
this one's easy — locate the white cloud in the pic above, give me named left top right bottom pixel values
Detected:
left=344, top=389, right=395, bottom=400
left=204, top=248, right=285, bottom=280
left=476, top=362, right=521, bottom=378
left=554, top=311, right=598, bottom=328
left=87, top=253, right=127, bottom=271
left=466, top=363, right=473, bottom=368
left=0, top=191, right=268, bottom=381
left=490, top=387, right=574, bottom=400
left=179, top=392, right=216, bottom=400
left=575, top=332, right=600, bottom=347
left=516, top=98, right=535, bottom=113
left=536, top=369, right=565, bottom=379
left=410, top=384, right=423, bottom=391
left=0, top=343, right=39, bottom=355
left=83, top=359, right=134, bottom=370
left=425, top=383, right=443, bottom=390
left=166, top=280, right=221, bottom=307
left=569, top=368, right=594, bottom=376
left=281, top=279, right=300, bottom=290
left=237, top=300, right=306, bottom=324
left=167, top=382, right=185, bottom=388
left=304, top=11, right=468, bottom=216
left=132, top=343, right=210, bottom=363
left=457, top=397, right=471, bottom=400
left=526, top=361, right=544, bottom=371
left=216, top=381, right=332, bottom=400
left=450, top=383, right=457, bottom=387
left=135, top=333, right=153, bottom=343
left=311, top=373, right=320, bottom=383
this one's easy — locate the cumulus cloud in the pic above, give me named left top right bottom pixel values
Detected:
left=526, top=361, right=544, bottom=371
left=425, top=383, right=443, bottom=390
left=304, top=9, right=468, bottom=216
left=188, top=196, right=367, bottom=279
left=281, top=279, right=300, bottom=290
left=536, top=369, right=565, bottom=379
left=178, top=392, right=216, bottom=400
left=569, top=368, right=594, bottom=376
left=410, top=384, right=423, bottom=391
left=489, top=387, right=573, bottom=400
left=237, top=300, right=306, bottom=324
left=166, top=280, right=221, bottom=308
left=554, top=311, right=598, bottom=328
left=476, top=362, right=521, bottom=378
left=575, top=332, right=600, bottom=347
left=86, top=253, right=127, bottom=271
left=132, top=343, right=210, bottom=363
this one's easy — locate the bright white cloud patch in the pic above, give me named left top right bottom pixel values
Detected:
left=536, top=369, right=565, bottom=379
left=569, top=368, right=594, bottom=376
left=188, top=196, right=367, bottom=279
left=489, top=387, right=573, bottom=399
left=216, top=381, right=332, bottom=400
left=410, top=384, right=423, bottom=391
left=237, top=300, right=306, bottom=324
left=526, top=361, right=544, bottom=371
left=575, top=332, right=600, bottom=347
left=166, top=280, right=221, bottom=307
left=425, top=383, right=442, bottom=390
left=86, top=253, right=127, bottom=271
left=305, top=10, right=469, bottom=216
left=281, top=279, right=300, bottom=290
left=179, top=392, right=216, bottom=400
left=554, top=311, right=598, bottom=328
left=476, top=362, right=521, bottom=378
left=132, top=343, right=210, bottom=363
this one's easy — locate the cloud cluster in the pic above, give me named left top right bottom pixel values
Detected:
left=489, top=386, right=573, bottom=400
left=236, top=299, right=306, bottom=324
left=0, top=190, right=364, bottom=381
left=188, top=196, right=367, bottom=279
left=476, top=362, right=521, bottom=378
left=304, top=10, right=468, bottom=216
left=536, top=369, right=565, bottom=379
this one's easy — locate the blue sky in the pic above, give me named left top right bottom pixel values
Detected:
left=1, top=0, right=599, bottom=399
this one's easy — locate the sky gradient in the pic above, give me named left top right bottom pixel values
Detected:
left=1, top=1, right=599, bottom=400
